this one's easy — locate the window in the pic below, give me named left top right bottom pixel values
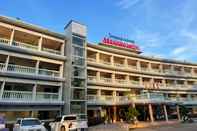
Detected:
left=71, top=89, right=86, bottom=100
left=72, top=36, right=85, bottom=47
left=72, top=46, right=84, bottom=57
left=72, top=66, right=85, bottom=78
left=70, top=101, right=86, bottom=114
left=72, top=56, right=85, bottom=66
left=71, top=78, right=85, bottom=87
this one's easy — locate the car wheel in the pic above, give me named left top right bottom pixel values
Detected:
left=61, top=126, right=65, bottom=131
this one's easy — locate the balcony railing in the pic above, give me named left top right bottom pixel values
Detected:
left=36, top=92, right=59, bottom=101
left=87, top=58, right=96, bottom=62
left=1, top=90, right=60, bottom=102
left=42, top=47, right=61, bottom=55
left=12, top=41, right=38, bottom=50
left=100, top=77, right=112, bottom=83
left=128, top=65, right=138, bottom=70
left=0, top=38, right=10, bottom=44
left=88, top=76, right=97, bottom=82
left=114, top=63, right=125, bottom=68
left=115, top=79, right=127, bottom=84
left=39, top=68, right=60, bottom=77
left=7, top=64, right=36, bottom=74
left=100, top=60, right=111, bottom=65
left=2, top=90, right=33, bottom=101
left=0, top=63, right=6, bottom=71
left=0, top=63, right=60, bottom=78
left=130, top=80, right=140, bottom=86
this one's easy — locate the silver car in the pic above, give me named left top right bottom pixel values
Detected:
left=14, top=118, right=46, bottom=131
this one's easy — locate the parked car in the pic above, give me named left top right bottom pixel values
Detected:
left=14, top=118, right=47, bottom=131
left=49, top=115, right=88, bottom=131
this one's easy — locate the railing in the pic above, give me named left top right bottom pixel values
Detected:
left=12, top=41, right=38, bottom=50
left=141, top=67, right=149, bottom=72
left=36, top=92, right=59, bottom=101
left=0, top=63, right=6, bottom=71
left=130, top=80, right=140, bottom=86
left=1, top=90, right=60, bottom=102
left=100, top=77, right=112, bottom=83
left=7, top=64, right=36, bottom=74
left=39, top=68, right=60, bottom=77
left=115, top=79, right=127, bottom=84
left=87, top=58, right=96, bottom=62
left=151, top=69, right=161, bottom=73
left=114, top=63, right=125, bottom=68
left=128, top=65, right=138, bottom=70
left=2, top=90, right=32, bottom=101
left=0, top=38, right=10, bottom=44
left=42, top=47, right=61, bottom=55
left=100, top=60, right=111, bottom=65
left=88, top=76, right=97, bottom=82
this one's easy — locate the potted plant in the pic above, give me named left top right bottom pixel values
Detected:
left=125, top=106, right=139, bottom=124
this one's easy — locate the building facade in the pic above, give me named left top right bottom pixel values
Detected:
left=0, top=16, right=197, bottom=124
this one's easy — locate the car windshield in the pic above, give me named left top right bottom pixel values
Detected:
left=21, top=119, right=41, bottom=126
left=64, top=116, right=77, bottom=121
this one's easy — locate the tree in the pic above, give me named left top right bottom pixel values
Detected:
left=125, top=106, right=140, bottom=124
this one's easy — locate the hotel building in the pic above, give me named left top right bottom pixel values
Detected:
left=0, top=16, right=197, bottom=124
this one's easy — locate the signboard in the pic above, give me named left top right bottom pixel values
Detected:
left=102, top=34, right=140, bottom=52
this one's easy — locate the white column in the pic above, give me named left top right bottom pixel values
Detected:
left=162, top=79, right=166, bottom=87
left=0, top=81, right=5, bottom=99
left=137, top=60, right=141, bottom=71
left=181, top=67, right=185, bottom=74
left=38, top=37, right=43, bottom=51
left=148, top=63, right=152, bottom=71
left=148, top=104, right=154, bottom=123
left=171, top=65, right=174, bottom=73
left=159, top=64, right=163, bottom=73
left=58, top=85, right=63, bottom=101
left=97, top=89, right=101, bottom=96
left=126, top=75, right=130, bottom=84
left=96, top=71, right=100, bottom=81
left=5, top=55, right=10, bottom=70
left=112, top=73, right=115, bottom=84
left=124, top=58, right=128, bottom=67
left=36, top=60, right=40, bottom=74
left=9, top=29, right=15, bottom=45
left=59, top=64, right=64, bottom=78
left=61, top=43, right=65, bottom=55
left=176, top=105, right=181, bottom=121
left=110, top=55, right=114, bottom=66
left=32, top=84, right=37, bottom=101
left=163, top=105, right=168, bottom=122
left=139, top=77, right=143, bottom=86
left=96, top=52, right=100, bottom=63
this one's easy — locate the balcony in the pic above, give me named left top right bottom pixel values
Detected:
left=0, top=38, right=10, bottom=45
left=87, top=76, right=97, bottom=82
left=39, top=68, right=60, bottom=77
left=87, top=94, right=169, bottom=105
left=128, top=65, right=138, bottom=71
left=115, top=79, right=127, bottom=84
left=100, top=60, right=111, bottom=66
left=0, top=63, right=60, bottom=78
left=130, top=80, right=140, bottom=86
left=87, top=58, right=96, bottom=62
left=100, top=77, right=112, bottom=83
left=42, top=47, right=61, bottom=55
left=1, top=90, right=60, bottom=103
left=0, top=38, right=62, bottom=55
left=114, top=63, right=125, bottom=68
left=12, top=41, right=38, bottom=50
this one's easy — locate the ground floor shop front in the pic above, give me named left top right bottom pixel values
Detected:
left=87, top=103, right=197, bottom=126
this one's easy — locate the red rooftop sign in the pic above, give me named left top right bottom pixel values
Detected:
left=102, top=34, right=140, bottom=51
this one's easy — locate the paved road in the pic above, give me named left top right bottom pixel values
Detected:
left=89, top=123, right=197, bottom=131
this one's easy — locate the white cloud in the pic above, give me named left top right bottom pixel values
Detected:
left=172, top=46, right=188, bottom=56
left=117, top=0, right=142, bottom=9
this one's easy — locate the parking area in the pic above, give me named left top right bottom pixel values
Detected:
left=89, top=122, right=197, bottom=131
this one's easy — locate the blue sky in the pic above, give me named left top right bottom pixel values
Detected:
left=1, top=0, right=197, bottom=62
